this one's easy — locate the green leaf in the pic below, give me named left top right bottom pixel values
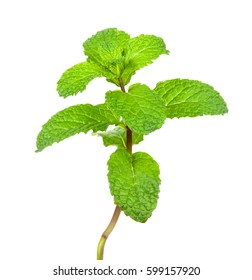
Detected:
left=57, top=62, right=108, bottom=98
left=97, top=126, right=143, bottom=148
left=108, top=149, right=160, bottom=222
left=154, top=79, right=228, bottom=118
left=121, top=35, right=169, bottom=84
left=83, top=28, right=130, bottom=77
left=82, top=29, right=169, bottom=86
left=36, top=104, right=120, bottom=152
left=106, top=83, right=167, bottom=134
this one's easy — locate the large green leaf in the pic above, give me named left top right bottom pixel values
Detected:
left=36, top=104, right=120, bottom=152
left=121, top=34, right=169, bottom=84
left=57, top=62, right=109, bottom=98
left=106, top=83, right=167, bottom=134
left=154, top=79, right=228, bottom=118
left=97, top=126, right=143, bottom=148
left=108, top=149, right=160, bottom=222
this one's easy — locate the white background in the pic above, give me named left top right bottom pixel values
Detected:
left=1, top=0, right=251, bottom=279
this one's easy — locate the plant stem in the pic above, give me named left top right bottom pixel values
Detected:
left=119, top=78, right=133, bottom=154
left=96, top=78, right=133, bottom=260
left=126, top=126, right=132, bottom=153
left=119, top=78, right=126, bottom=92
left=97, top=205, right=121, bottom=260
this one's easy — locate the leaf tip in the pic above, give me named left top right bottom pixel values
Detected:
left=165, top=49, right=170, bottom=55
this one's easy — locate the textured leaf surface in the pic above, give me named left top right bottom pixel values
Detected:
left=106, top=84, right=166, bottom=134
left=57, top=62, right=107, bottom=98
left=97, top=126, right=143, bottom=148
left=36, top=104, right=119, bottom=152
left=108, top=149, right=160, bottom=222
left=121, top=35, right=169, bottom=84
left=82, top=28, right=169, bottom=86
left=154, top=79, right=228, bottom=118
left=83, top=28, right=130, bottom=76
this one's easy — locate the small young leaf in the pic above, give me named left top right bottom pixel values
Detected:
left=106, top=83, right=167, bottom=134
left=36, top=104, right=120, bottom=152
left=83, top=28, right=130, bottom=76
left=154, top=79, right=228, bottom=118
left=108, top=149, right=160, bottom=222
left=121, top=35, right=169, bottom=84
left=97, top=126, right=143, bottom=148
left=57, top=62, right=108, bottom=98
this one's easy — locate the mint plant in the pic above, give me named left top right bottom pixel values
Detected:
left=36, top=28, right=228, bottom=260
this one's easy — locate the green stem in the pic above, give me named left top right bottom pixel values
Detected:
left=96, top=78, right=133, bottom=260
left=97, top=205, right=121, bottom=260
